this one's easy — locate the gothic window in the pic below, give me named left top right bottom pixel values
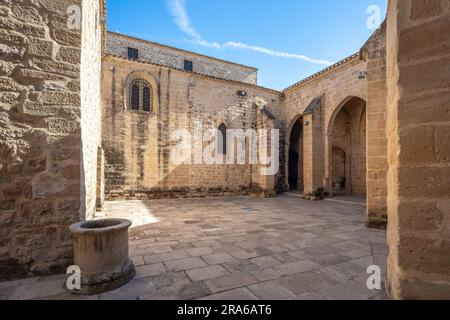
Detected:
left=218, top=123, right=227, bottom=155
left=143, top=86, right=151, bottom=112
left=129, top=79, right=152, bottom=112
left=131, top=84, right=139, bottom=110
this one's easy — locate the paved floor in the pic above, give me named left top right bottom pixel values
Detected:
left=0, top=196, right=388, bottom=300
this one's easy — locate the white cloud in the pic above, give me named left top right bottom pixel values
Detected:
left=222, top=42, right=334, bottom=66
left=166, top=0, right=333, bottom=66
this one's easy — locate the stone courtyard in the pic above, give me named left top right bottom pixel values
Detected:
left=0, top=0, right=448, bottom=299
left=0, top=196, right=387, bottom=300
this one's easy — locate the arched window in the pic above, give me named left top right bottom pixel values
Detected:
left=129, top=79, right=152, bottom=112
left=131, top=84, right=140, bottom=111
left=143, top=86, right=151, bottom=112
left=218, top=123, right=227, bottom=155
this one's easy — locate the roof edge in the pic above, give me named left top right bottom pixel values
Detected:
left=105, top=54, right=281, bottom=96
left=282, top=53, right=361, bottom=93
left=107, top=31, right=259, bottom=71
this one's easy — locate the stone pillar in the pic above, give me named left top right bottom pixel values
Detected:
left=386, top=0, right=450, bottom=299
left=251, top=113, right=277, bottom=198
left=303, top=104, right=324, bottom=199
left=302, top=113, right=314, bottom=196
left=363, top=23, right=389, bottom=229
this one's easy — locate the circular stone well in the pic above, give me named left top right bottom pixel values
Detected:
left=67, top=219, right=135, bottom=295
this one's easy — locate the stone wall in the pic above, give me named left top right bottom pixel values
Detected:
left=0, top=0, right=103, bottom=280
left=107, top=32, right=258, bottom=85
left=362, top=22, right=388, bottom=229
left=101, top=55, right=280, bottom=200
left=386, top=0, right=450, bottom=299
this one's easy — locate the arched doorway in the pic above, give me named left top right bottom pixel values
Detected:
left=288, top=118, right=303, bottom=191
left=329, top=97, right=366, bottom=196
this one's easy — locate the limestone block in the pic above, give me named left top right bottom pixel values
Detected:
left=398, top=17, right=450, bottom=62
left=398, top=201, right=444, bottom=231
left=0, top=92, right=19, bottom=104
left=31, top=58, right=79, bottom=76
left=0, top=29, right=27, bottom=45
left=11, top=5, right=42, bottom=24
left=43, top=91, right=80, bottom=105
left=0, top=77, right=25, bottom=91
left=398, top=234, right=450, bottom=276
left=38, top=81, right=66, bottom=91
left=28, top=37, right=54, bottom=58
left=47, top=135, right=81, bottom=161
left=67, top=80, right=80, bottom=92
left=56, top=47, right=81, bottom=64
left=31, top=173, right=67, bottom=199
left=0, top=43, right=25, bottom=61
left=51, top=29, right=81, bottom=47
left=0, top=61, right=15, bottom=76
left=46, top=117, right=81, bottom=134
left=15, top=68, right=67, bottom=84
left=22, top=23, right=46, bottom=38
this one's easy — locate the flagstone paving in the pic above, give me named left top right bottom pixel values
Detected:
left=0, top=196, right=388, bottom=300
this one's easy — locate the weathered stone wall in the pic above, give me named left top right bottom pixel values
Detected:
left=101, top=55, right=280, bottom=200
left=107, top=32, right=258, bottom=85
left=80, top=0, right=103, bottom=219
left=362, top=22, right=388, bottom=229
left=0, top=0, right=102, bottom=280
left=386, top=0, right=450, bottom=299
left=281, top=56, right=368, bottom=198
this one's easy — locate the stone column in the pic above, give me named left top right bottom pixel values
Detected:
left=303, top=104, right=324, bottom=199
left=386, top=0, right=450, bottom=299
left=302, top=113, right=314, bottom=196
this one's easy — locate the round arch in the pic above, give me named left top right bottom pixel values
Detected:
left=123, top=71, right=160, bottom=113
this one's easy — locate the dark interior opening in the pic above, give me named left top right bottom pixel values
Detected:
left=288, top=119, right=303, bottom=191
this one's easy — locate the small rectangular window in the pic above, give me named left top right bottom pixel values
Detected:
left=184, top=60, right=193, bottom=72
left=128, top=47, right=139, bottom=60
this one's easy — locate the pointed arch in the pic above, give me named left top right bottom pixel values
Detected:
left=217, top=123, right=227, bottom=155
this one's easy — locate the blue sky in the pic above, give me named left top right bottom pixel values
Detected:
left=107, top=0, right=387, bottom=90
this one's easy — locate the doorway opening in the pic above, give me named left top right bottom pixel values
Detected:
left=330, top=97, right=366, bottom=196
left=288, top=118, right=303, bottom=192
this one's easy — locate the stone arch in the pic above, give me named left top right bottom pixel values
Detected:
left=326, top=96, right=367, bottom=196
left=284, top=94, right=325, bottom=193
left=217, top=123, right=227, bottom=155
left=284, top=114, right=304, bottom=190
left=123, top=71, right=159, bottom=113
left=326, top=95, right=366, bottom=137
left=286, top=114, right=304, bottom=140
